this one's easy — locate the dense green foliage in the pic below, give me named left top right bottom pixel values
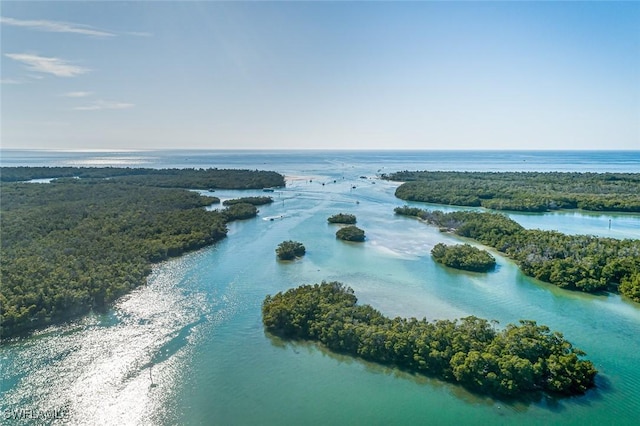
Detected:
left=327, top=213, right=357, bottom=224
left=431, top=243, right=496, bottom=272
left=276, top=241, right=306, bottom=260
left=220, top=203, right=258, bottom=221
left=0, top=168, right=277, bottom=338
left=387, top=171, right=640, bottom=213
left=0, top=166, right=286, bottom=189
left=222, top=196, right=273, bottom=206
left=336, top=225, right=365, bottom=242
left=262, top=282, right=597, bottom=397
left=395, top=207, right=640, bottom=301
left=620, top=273, right=640, bottom=302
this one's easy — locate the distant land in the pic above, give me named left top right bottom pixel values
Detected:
left=386, top=171, right=640, bottom=213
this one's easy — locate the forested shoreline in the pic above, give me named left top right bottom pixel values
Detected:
left=386, top=171, right=640, bottom=213
left=222, top=196, right=273, bottom=206
left=0, top=168, right=285, bottom=338
left=0, top=166, right=286, bottom=189
left=395, top=207, right=640, bottom=302
left=262, top=282, right=597, bottom=398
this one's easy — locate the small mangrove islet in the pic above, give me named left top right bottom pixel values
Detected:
left=336, top=225, right=365, bottom=242
left=327, top=213, right=357, bottom=224
left=431, top=243, right=496, bottom=272
left=276, top=241, right=306, bottom=261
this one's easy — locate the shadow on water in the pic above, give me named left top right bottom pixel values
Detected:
left=127, top=315, right=208, bottom=387
left=147, top=316, right=206, bottom=366
left=263, top=330, right=605, bottom=414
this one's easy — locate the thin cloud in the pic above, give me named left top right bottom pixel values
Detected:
left=74, top=100, right=134, bottom=111
left=1, top=78, right=22, bottom=84
left=63, top=91, right=93, bottom=98
left=5, top=53, right=89, bottom=77
left=0, top=16, right=115, bottom=37
left=1, top=16, right=151, bottom=38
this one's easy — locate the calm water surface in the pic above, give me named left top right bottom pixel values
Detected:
left=1, top=150, right=639, bottom=425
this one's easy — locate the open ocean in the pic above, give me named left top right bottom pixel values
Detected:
left=2, top=149, right=639, bottom=173
left=1, top=150, right=639, bottom=425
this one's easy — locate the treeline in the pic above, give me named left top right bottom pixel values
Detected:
left=262, top=282, right=597, bottom=397
left=276, top=241, right=306, bottom=260
left=220, top=203, right=258, bottom=221
left=394, top=207, right=640, bottom=301
left=336, top=225, right=365, bottom=242
left=327, top=213, right=357, bottom=224
left=431, top=243, right=496, bottom=272
left=0, top=166, right=286, bottom=190
left=386, top=171, right=640, bottom=213
left=223, top=196, right=273, bottom=206
left=0, top=173, right=270, bottom=338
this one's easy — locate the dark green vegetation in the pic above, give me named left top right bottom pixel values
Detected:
left=387, top=171, right=640, bottom=213
left=0, top=168, right=280, bottom=338
left=223, top=196, right=273, bottom=206
left=276, top=241, right=306, bottom=261
left=336, top=225, right=365, bottom=242
left=220, top=203, right=258, bottom=221
left=1, top=166, right=286, bottom=189
left=431, top=243, right=496, bottom=272
left=620, top=273, right=640, bottom=302
left=395, top=207, right=640, bottom=301
left=262, top=282, right=597, bottom=397
left=327, top=213, right=357, bottom=224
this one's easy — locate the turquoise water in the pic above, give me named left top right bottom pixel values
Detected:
left=1, top=151, right=639, bottom=425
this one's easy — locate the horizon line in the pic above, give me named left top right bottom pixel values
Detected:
left=2, top=148, right=639, bottom=153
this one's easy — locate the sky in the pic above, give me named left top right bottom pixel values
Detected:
left=1, top=0, right=639, bottom=151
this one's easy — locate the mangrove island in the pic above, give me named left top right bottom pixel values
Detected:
left=262, top=282, right=597, bottom=397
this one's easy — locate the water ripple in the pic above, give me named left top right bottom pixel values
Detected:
left=0, top=256, right=208, bottom=425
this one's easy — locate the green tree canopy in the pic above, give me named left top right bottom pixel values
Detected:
left=221, top=203, right=258, bottom=221
left=336, top=225, right=365, bottom=242
left=0, top=168, right=279, bottom=338
left=395, top=206, right=640, bottom=301
left=387, top=171, right=640, bottom=213
left=431, top=243, right=496, bottom=272
left=276, top=241, right=306, bottom=260
left=263, top=283, right=597, bottom=397
left=0, top=166, right=286, bottom=189
left=328, top=213, right=357, bottom=224
left=223, top=196, right=273, bottom=206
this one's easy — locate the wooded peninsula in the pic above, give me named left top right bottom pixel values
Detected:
left=395, top=207, right=640, bottom=302
left=386, top=171, right=640, bottom=213
left=1, top=166, right=286, bottom=189
left=262, top=282, right=597, bottom=397
left=0, top=167, right=285, bottom=338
